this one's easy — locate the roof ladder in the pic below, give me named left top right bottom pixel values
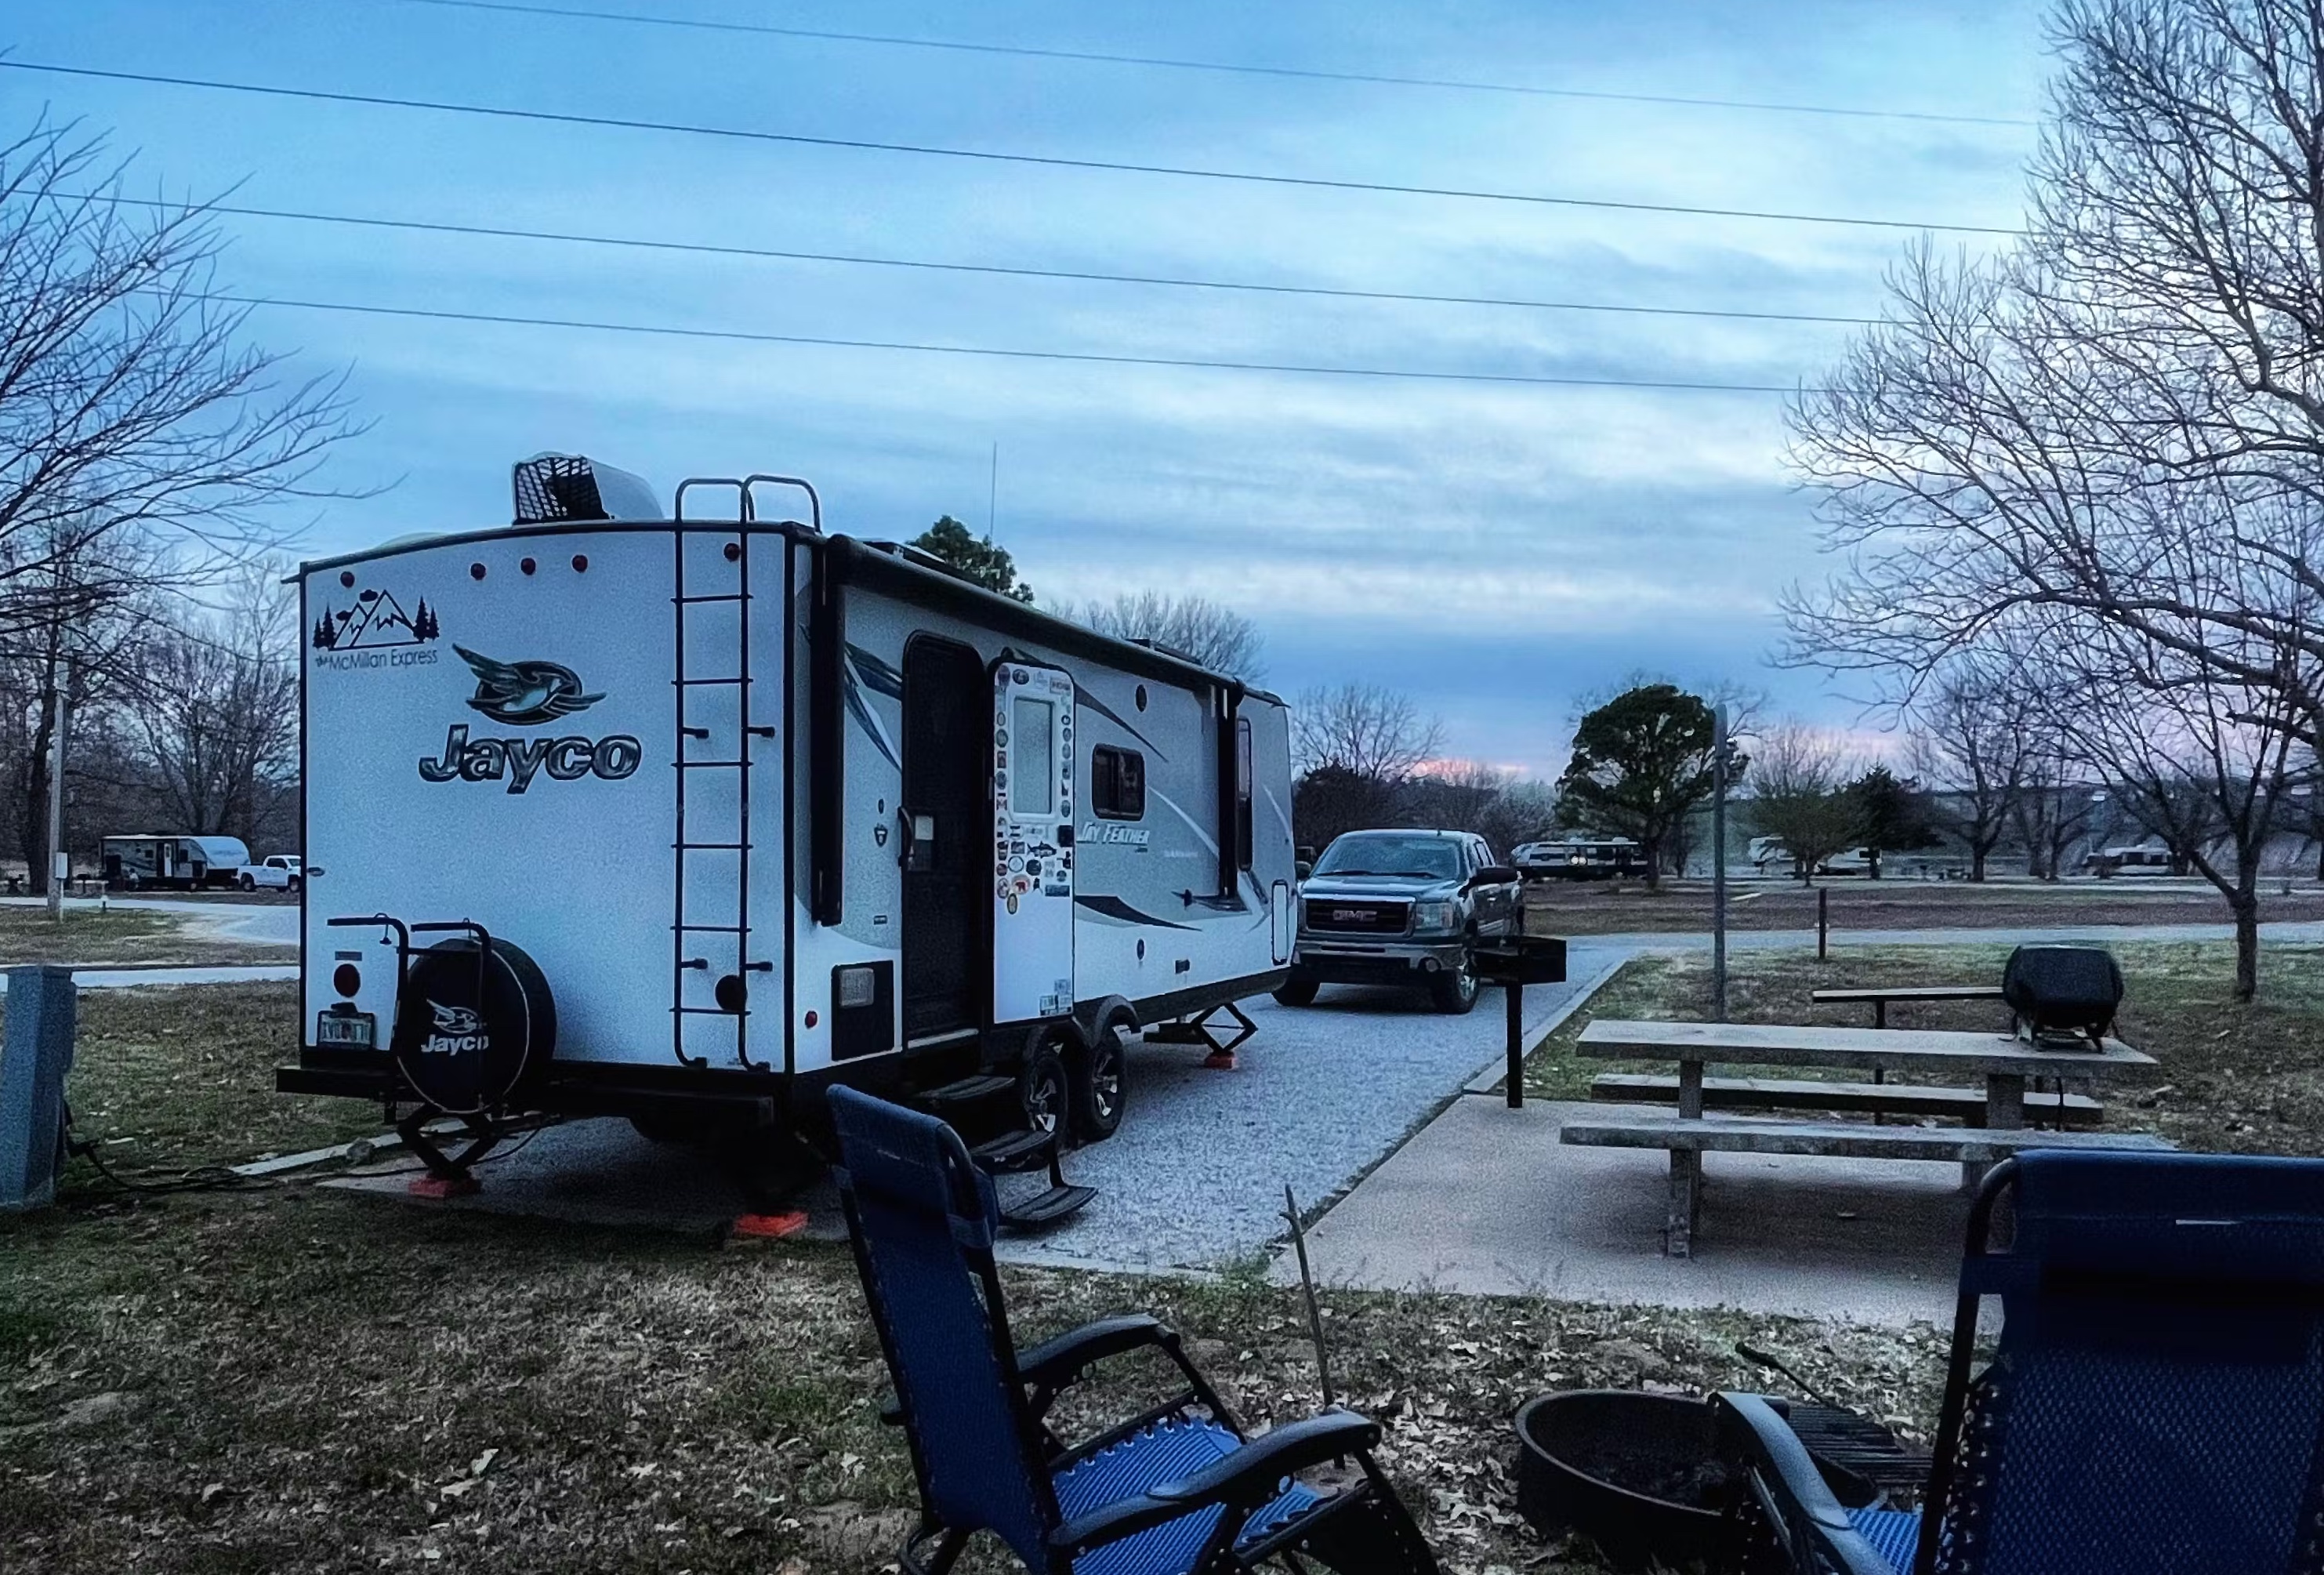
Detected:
left=670, top=513, right=775, bottom=1072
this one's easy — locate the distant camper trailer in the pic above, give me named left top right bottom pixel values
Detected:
left=1514, top=835, right=1645, bottom=880
left=102, top=834, right=251, bottom=891
left=2087, top=844, right=2174, bottom=877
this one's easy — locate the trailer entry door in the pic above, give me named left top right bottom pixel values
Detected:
left=992, top=661, right=1075, bottom=1023
left=901, top=638, right=988, bottom=1043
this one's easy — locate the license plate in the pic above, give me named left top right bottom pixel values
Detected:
left=315, top=1011, right=376, bottom=1049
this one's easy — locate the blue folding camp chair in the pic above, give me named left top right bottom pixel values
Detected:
left=1714, top=1150, right=2324, bottom=1574
left=828, top=1085, right=1439, bottom=1575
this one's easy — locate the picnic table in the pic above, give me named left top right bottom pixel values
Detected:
left=1564, top=1018, right=2166, bottom=1256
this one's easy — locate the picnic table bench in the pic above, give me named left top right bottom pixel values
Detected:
left=1809, top=984, right=2004, bottom=1028
left=1587, top=1072, right=2103, bottom=1127
left=1566, top=1018, right=2164, bottom=1256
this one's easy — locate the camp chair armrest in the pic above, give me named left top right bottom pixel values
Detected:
left=1017, top=1315, right=1184, bottom=1390
left=1050, top=1410, right=1383, bottom=1556
left=1713, top=1393, right=1895, bottom=1575
left=876, top=1317, right=1195, bottom=1428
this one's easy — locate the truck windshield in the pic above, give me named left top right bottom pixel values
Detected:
left=1314, top=836, right=1461, bottom=880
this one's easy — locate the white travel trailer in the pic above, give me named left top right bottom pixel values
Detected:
left=101, top=833, right=251, bottom=891
left=277, top=457, right=1296, bottom=1222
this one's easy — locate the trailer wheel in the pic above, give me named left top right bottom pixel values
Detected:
left=1272, top=974, right=1318, bottom=1007
left=1068, top=1025, right=1128, bottom=1142
left=1018, top=1044, right=1068, bottom=1138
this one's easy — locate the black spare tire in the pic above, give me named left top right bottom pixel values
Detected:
left=392, top=936, right=557, bottom=1114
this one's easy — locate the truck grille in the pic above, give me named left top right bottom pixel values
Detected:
left=1305, top=898, right=1410, bottom=934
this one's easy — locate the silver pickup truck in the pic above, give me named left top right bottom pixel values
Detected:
left=1274, top=828, right=1521, bottom=1014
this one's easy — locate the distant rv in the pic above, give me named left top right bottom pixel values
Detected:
left=1514, top=834, right=1644, bottom=880
left=102, top=834, right=250, bottom=891
left=2087, top=844, right=2174, bottom=877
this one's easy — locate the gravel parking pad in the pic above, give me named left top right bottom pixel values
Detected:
left=331, top=946, right=1623, bottom=1270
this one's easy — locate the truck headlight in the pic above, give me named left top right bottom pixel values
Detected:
left=1411, top=900, right=1459, bottom=934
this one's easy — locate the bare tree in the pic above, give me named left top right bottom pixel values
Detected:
left=2047, top=641, right=2299, bottom=1000
left=1293, top=683, right=1444, bottom=782
left=1745, top=724, right=1861, bottom=886
left=0, top=517, right=166, bottom=890
left=1289, top=683, right=1445, bottom=848
left=0, top=117, right=367, bottom=637
left=1909, top=660, right=2039, bottom=880
left=116, top=564, right=299, bottom=844
left=1075, top=592, right=1265, bottom=681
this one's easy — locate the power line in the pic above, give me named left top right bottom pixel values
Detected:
left=103, top=193, right=1883, bottom=327
left=390, top=0, right=2039, bottom=130
left=204, top=289, right=1811, bottom=392
left=2, top=60, right=2019, bottom=236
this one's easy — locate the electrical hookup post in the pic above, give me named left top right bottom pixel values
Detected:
left=1478, top=934, right=1568, bottom=1109
left=0, top=966, right=75, bottom=1210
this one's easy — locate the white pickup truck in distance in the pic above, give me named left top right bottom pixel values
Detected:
left=239, top=854, right=303, bottom=892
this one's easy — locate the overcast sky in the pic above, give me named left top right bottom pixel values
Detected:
left=9, top=0, right=2047, bottom=774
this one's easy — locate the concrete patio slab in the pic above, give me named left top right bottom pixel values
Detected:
left=1287, top=1097, right=1969, bottom=1327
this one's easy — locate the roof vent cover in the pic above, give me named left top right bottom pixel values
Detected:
left=511, top=453, right=664, bottom=525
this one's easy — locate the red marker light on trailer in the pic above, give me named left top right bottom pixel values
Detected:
left=804, top=1011, right=819, bottom=1029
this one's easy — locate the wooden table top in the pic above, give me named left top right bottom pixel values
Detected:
left=1809, top=985, right=2006, bottom=1003
left=1577, top=1018, right=2156, bottom=1079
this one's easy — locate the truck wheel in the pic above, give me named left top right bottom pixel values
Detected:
left=1272, top=975, right=1319, bottom=1007
left=288, top=875, right=301, bottom=893
left=1068, top=1025, right=1128, bottom=1142
left=1018, top=1044, right=1068, bottom=1137
left=239, top=873, right=256, bottom=891
left=1429, top=951, right=1481, bottom=1014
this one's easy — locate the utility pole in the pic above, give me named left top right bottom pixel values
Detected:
left=1712, top=702, right=1729, bottom=1021
left=45, top=681, right=70, bottom=923
left=988, top=442, right=999, bottom=537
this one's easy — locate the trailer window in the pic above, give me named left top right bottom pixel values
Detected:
left=1012, top=696, right=1054, bottom=815
left=1235, top=717, right=1253, bottom=871
left=1093, top=746, right=1145, bottom=819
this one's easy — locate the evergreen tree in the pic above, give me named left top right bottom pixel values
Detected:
left=910, top=515, right=1034, bottom=602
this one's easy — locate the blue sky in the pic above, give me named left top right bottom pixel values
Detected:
left=8, top=0, right=2047, bottom=774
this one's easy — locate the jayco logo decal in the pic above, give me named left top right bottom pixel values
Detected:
left=421, top=1000, right=488, bottom=1057
left=455, top=647, right=603, bottom=724
left=419, top=647, right=641, bottom=793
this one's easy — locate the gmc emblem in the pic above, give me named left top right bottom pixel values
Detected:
left=1332, top=908, right=1372, bottom=922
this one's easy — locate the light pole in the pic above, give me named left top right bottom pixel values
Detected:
left=44, top=681, right=69, bottom=923
left=1713, top=703, right=1730, bottom=1021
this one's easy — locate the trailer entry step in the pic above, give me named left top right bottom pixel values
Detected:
left=997, top=1184, right=1095, bottom=1231
left=922, top=1074, right=1014, bottom=1105
left=970, top=1127, right=1055, bottom=1170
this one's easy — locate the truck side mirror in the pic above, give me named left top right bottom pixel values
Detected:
left=1472, top=865, right=1520, bottom=887
left=1294, top=861, right=1313, bottom=882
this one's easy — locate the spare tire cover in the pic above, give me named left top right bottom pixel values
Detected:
left=392, top=937, right=557, bottom=1113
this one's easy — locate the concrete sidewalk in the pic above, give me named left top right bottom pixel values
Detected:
left=1287, top=1096, right=1968, bottom=1327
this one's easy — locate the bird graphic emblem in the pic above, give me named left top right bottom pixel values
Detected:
left=430, top=1001, right=484, bottom=1036
left=454, top=646, right=604, bottom=725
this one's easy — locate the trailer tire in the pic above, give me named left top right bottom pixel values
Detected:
left=629, top=1113, right=697, bottom=1146
left=1018, top=1044, right=1068, bottom=1138
left=1068, top=1024, right=1128, bottom=1143
left=1272, top=974, right=1318, bottom=1007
